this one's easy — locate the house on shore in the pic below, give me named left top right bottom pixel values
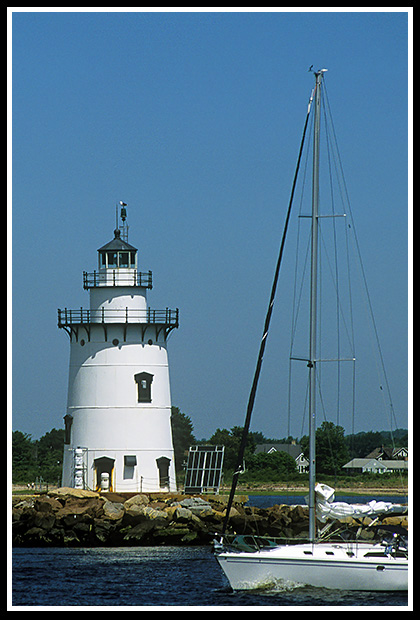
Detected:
left=255, top=444, right=309, bottom=474
left=342, top=446, right=408, bottom=474
left=365, top=446, right=408, bottom=461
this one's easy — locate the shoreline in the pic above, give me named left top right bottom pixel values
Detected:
left=12, top=483, right=408, bottom=497
left=12, top=487, right=408, bottom=548
left=229, top=485, right=408, bottom=497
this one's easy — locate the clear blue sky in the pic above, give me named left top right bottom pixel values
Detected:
left=11, top=9, right=410, bottom=441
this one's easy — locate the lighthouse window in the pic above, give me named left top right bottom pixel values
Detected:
left=108, top=252, right=118, bottom=267
left=156, top=456, right=171, bottom=490
left=130, top=252, right=136, bottom=268
left=124, top=455, right=137, bottom=480
left=120, top=252, right=129, bottom=268
left=63, top=414, right=73, bottom=445
left=134, top=372, right=154, bottom=403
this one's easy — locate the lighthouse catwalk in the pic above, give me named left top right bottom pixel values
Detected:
left=59, top=204, right=179, bottom=493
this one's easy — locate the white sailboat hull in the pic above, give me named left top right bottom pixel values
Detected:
left=216, top=542, right=408, bottom=591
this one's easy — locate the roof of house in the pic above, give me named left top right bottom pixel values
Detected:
left=365, top=446, right=394, bottom=460
left=342, top=458, right=387, bottom=470
left=255, top=444, right=304, bottom=460
left=342, top=458, right=408, bottom=470
left=378, top=460, right=408, bottom=470
left=365, top=446, right=408, bottom=461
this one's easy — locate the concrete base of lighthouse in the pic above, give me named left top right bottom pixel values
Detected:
left=62, top=441, right=176, bottom=493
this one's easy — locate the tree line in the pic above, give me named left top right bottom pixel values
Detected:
left=12, top=406, right=407, bottom=484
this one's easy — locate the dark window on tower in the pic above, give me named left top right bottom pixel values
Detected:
left=134, top=372, right=154, bottom=403
left=124, top=455, right=137, bottom=479
left=63, top=414, right=73, bottom=445
left=156, top=456, right=171, bottom=489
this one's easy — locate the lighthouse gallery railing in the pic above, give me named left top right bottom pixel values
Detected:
left=58, top=307, right=179, bottom=327
left=83, top=270, right=153, bottom=289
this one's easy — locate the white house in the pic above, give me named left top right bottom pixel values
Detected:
left=342, top=458, right=408, bottom=474
left=342, top=458, right=388, bottom=474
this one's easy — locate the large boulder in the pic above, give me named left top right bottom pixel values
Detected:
left=122, top=520, right=156, bottom=543
left=151, top=525, right=199, bottom=544
left=123, top=494, right=150, bottom=509
left=33, top=511, right=56, bottom=532
left=179, top=497, right=213, bottom=518
left=34, top=496, right=63, bottom=513
left=55, top=496, right=105, bottom=520
left=102, top=501, right=125, bottom=521
left=142, top=506, right=168, bottom=523
left=173, top=506, right=193, bottom=523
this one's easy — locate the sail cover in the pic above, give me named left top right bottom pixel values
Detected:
left=313, top=483, right=407, bottom=523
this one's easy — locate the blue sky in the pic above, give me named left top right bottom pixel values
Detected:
left=11, top=9, right=411, bottom=441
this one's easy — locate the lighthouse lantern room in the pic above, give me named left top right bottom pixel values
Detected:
left=59, top=204, right=179, bottom=493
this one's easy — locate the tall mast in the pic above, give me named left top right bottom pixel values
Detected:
left=308, top=69, right=326, bottom=541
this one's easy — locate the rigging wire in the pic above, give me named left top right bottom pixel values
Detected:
left=288, top=110, right=313, bottom=442
left=323, top=82, right=399, bottom=440
left=323, top=93, right=342, bottom=425
left=323, top=84, right=404, bottom=494
left=323, top=83, right=358, bottom=446
left=220, top=86, right=316, bottom=539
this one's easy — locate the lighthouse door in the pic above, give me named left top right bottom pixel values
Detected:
left=94, top=456, right=115, bottom=492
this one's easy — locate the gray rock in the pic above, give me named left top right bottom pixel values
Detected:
left=103, top=501, right=125, bottom=521
left=174, top=506, right=193, bottom=522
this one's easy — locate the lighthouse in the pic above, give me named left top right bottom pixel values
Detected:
left=59, top=204, right=179, bottom=493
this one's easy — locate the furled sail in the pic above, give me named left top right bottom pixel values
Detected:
left=313, top=484, right=407, bottom=523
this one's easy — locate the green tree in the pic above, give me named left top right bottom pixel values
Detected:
left=209, top=426, right=255, bottom=471
left=36, top=428, right=64, bottom=481
left=247, top=450, right=297, bottom=477
left=316, top=421, right=349, bottom=474
left=301, top=421, right=349, bottom=475
left=209, top=428, right=237, bottom=470
left=12, top=431, right=37, bottom=482
left=171, top=406, right=196, bottom=474
left=12, top=428, right=64, bottom=483
left=345, top=430, right=384, bottom=459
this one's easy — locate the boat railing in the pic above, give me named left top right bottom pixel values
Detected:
left=219, top=534, right=310, bottom=553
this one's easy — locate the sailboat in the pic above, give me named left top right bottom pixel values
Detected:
left=214, top=70, right=408, bottom=592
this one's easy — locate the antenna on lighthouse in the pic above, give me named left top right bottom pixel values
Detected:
left=116, top=201, right=129, bottom=242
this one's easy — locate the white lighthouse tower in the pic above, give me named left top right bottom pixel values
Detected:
left=59, top=204, right=178, bottom=493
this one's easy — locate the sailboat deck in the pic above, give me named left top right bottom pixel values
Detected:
left=221, top=540, right=405, bottom=560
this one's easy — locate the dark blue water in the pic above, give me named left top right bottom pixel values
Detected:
left=12, top=546, right=409, bottom=607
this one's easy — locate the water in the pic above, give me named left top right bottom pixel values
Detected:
left=12, top=546, right=408, bottom=608
left=11, top=494, right=409, bottom=608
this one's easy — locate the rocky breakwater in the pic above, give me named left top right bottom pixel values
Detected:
left=12, top=488, right=408, bottom=548
left=12, top=488, right=243, bottom=547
